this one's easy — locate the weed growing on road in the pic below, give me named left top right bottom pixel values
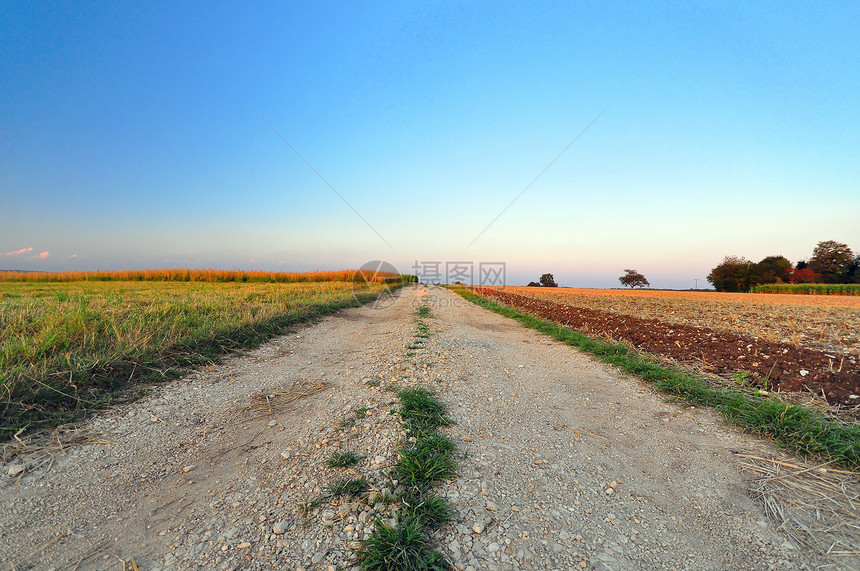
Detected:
left=354, top=406, right=369, bottom=418
left=357, top=518, right=448, bottom=570
left=415, top=306, right=433, bottom=318
left=327, top=451, right=363, bottom=468
left=302, top=476, right=371, bottom=511
left=416, top=321, right=431, bottom=338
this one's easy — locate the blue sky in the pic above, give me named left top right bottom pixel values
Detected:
left=2, top=1, right=858, bottom=288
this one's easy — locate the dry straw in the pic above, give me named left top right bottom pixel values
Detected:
left=737, top=452, right=860, bottom=566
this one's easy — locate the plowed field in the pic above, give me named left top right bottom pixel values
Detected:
left=473, top=287, right=860, bottom=408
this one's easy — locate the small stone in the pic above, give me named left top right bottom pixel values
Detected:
left=605, top=488, right=614, bottom=495
left=237, top=542, right=251, bottom=549
left=273, top=521, right=288, bottom=534
left=799, top=369, right=809, bottom=377
left=280, top=451, right=291, bottom=459
left=311, top=552, right=325, bottom=564
left=182, top=465, right=196, bottom=473
left=472, top=523, right=484, bottom=534
left=560, top=530, right=571, bottom=540
left=7, top=465, right=25, bottom=477
left=374, top=456, right=386, bottom=465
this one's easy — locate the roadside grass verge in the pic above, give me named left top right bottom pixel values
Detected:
left=451, top=286, right=860, bottom=469
left=0, top=280, right=396, bottom=440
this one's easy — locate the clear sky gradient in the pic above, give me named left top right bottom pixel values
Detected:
left=2, top=1, right=858, bottom=288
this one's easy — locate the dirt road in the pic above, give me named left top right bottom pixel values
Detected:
left=2, top=286, right=856, bottom=570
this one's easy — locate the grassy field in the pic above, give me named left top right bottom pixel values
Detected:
left=503, top=286, right=860, bottom=356
left=0, top=278, right=395, bottom=440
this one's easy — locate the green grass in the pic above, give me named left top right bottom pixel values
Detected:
left=398, top=388, right=453, bottom=436
left=302, top=476, right=372, bottom=511
left=356, top=518, right=448, bottom=571
left=751, top=283, right=860, bottom=296
left=326, top=451, right=363, bottom=468
left=451, top=286, right=860, bottom=469
left=396, top=438, right=458, bottom=490
left=414, top=306, right=432, bottom=318
left=0, top=280, right=395, bottom=440
left=358, top=387, right=455, bottom=569
left=399, top=492, right=453, bottom=529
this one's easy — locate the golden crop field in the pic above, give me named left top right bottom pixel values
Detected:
left=503, top=287, right=860, bottom=356
left=0, top=276, right=395, bottom=438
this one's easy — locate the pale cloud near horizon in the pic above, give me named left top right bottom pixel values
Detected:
left=39, top=251, right=49, bottom=258
left=2, top=247, right=34, bottom=256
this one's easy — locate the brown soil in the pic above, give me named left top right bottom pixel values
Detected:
left=475, top=288, right=860, bottom=408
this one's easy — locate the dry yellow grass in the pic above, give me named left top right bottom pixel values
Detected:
left=503, top=287, right=860, bottom=356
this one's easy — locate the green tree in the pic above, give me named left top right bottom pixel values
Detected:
left=707, top=256, right=752, bottom=292
left=751, top=255, right=791, bottom=286
left=808, top=240, right=854, bottom=283
left=618, top=269, right=650, bottom=289
left=539, top=273, right=558, bottom=287
left=847, top=255, right=860, bottom=284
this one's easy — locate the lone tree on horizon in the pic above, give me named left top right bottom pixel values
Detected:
left=539, top=273, right=558, bottom=287
left=619, top=269, right=649, bottom=289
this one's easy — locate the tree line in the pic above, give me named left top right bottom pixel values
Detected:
left=707, top=240, right=859, bottom=292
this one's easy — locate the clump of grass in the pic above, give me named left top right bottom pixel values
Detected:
left=400, top=492, right=453, bottom=529
left=396, top=441, right=458, bottom=490
left=302, top=476, right=371, bottom=511
left=415, top=321, right=430, bottom=338
left=327, top=451, right=363, bottom=468
left=354, top=406, right=369, bottom=418
left=398, top=388, right=452, bottom=435
left=414, top=306, right=432, bottom=318
left=356, top=517, right=448, bottom=570
left=452, top=286, right=860, bottom=469
left=328, top=476, right=370, bottom=499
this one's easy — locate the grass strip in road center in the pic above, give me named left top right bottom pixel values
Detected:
left=356, top=387, right=456, bottom=570
left=451, top=286, right=860, bottom=470
left=357, top=303, right=456, bottom=570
